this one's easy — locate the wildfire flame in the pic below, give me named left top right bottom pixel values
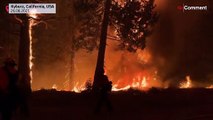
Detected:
left=52, top=84, right=58, bottom=89
left=112, top=84, right=130, bottom=91
left=179, top=75, right=192, bottom=88
left=112, top=72, right=155, bottom=91
left=28, top=10, right=38, bottom=84
left=70, top=71, right=155, bottom=92
left=136, top=49, right=151, bottom=63
left=69, top=48, right=159, bottom=92
left=206, top=85, right=213, bottom=89
left=71, top=82, right=86, bottom=93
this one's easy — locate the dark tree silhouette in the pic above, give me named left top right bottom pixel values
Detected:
left=93, top=0, right=112, bottom=90
left=110, top=0, right=158, bottom=52
left=93, top=0, right=158, bottom=90
left=18, top=14, right=32, bottom=93
left=17, top=13, right=55, bottom=92
left=73, top=0, right=103, bottom=51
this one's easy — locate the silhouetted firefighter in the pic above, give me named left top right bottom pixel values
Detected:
left=0, top=58, right=19, bottom=120
left=95, top=74, right=113, bottom=113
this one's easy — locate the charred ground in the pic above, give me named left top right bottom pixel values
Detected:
left=23, top=89, right=213, bottom=120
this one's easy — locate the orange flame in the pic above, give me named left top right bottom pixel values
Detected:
left=52, top=84, right=58, bottom=90
left=71, top=82, right=86, bottom=93
left=179, top=75, right=192, bottom=88
left=206, top=85, right=213, bottom=89
left=111, top=70, right=159, bottom=91
left=28, top=12, right=37, bottom=84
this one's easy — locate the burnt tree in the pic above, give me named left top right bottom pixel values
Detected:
left=18, top=15, right=32, bottom=93
left=93, top=0, right=111, bottom=90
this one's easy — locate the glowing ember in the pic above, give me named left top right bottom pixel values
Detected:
left=179, top=75, right=192, bottom=88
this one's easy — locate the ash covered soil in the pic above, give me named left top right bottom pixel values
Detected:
left=27, top=89, right=213, bottom=120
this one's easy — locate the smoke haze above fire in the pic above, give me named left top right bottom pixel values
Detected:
left=148, top=0, right=213, bottom=85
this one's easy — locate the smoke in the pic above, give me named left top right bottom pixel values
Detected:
left=147, top=0, right=213, bottom=86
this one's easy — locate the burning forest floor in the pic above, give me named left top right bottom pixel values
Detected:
left=22, top=88, right=213, bottom=120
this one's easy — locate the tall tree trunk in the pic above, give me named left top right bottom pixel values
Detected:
left=93, top=0, right=111, bottom=90
left=18, top=15, right=31, bottom=93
